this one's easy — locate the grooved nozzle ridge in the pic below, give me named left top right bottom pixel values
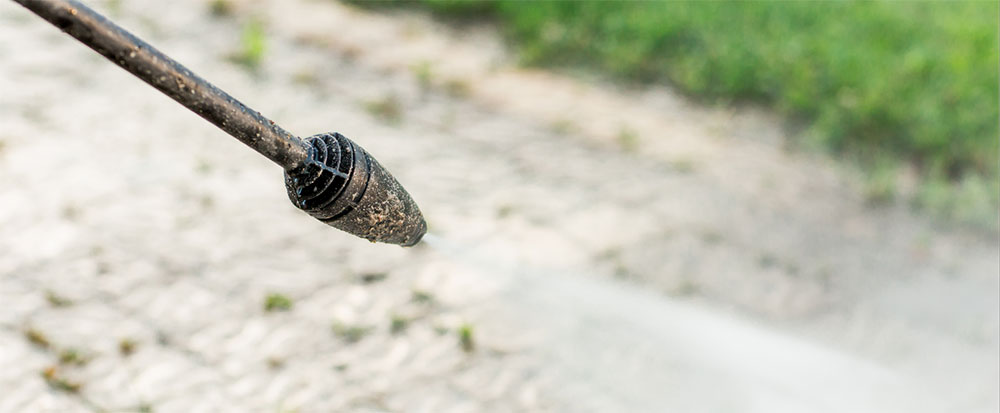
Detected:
left=284, top=132, right=426, bottom=246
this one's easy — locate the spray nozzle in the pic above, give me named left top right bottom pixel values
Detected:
left=285, top=133, right=426, bottom=246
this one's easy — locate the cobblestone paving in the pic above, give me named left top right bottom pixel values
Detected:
left=0, top=3, right=550, bottom=411
left=1, top=1, right=997, bottom=412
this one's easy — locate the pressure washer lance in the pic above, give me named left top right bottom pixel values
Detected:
left=13, top=0, right=427, bottom=246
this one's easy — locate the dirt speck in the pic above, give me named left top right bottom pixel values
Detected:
left=41, top=366, right=81, bottom=393
left=24, top=328, right=51, bottom=349
left=119, top=338, right=138, bottom=357
left=45, top=290, right=73, bottom=307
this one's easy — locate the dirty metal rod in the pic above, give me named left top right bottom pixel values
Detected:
left=13, top=0, right=311, bottom=170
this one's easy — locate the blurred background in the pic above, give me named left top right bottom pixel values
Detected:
left=1, top=0, right=997, bottom=412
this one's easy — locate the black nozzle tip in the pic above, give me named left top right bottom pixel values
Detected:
left=285, top=133, right=426, bottom=246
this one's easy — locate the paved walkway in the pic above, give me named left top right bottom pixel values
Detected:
left=1, top=1, right=996, bottom=412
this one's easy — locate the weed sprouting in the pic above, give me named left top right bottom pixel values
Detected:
left=458, top=323, right=475, bottom=352
left=389, top=314, right=409, bottom=334
left=228, top=19, right=266, bottom=70
left=332, top=322, right=373, bottom=343
left=411, top=289, right=435, bottom=304
left=363, top=95, right=404, bottom=125
left=264, top=293, right=293, bottom=312
left=412, top=61, right=434, bottom=89
left=57, top=348, right=89, bottom=366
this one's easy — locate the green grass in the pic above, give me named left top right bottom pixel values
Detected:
left=378, top=0, right=1000, bottom=227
